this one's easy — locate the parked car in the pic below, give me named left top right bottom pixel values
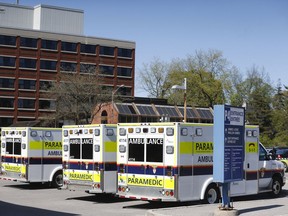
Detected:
left=269, top=147, right=288, bottom=172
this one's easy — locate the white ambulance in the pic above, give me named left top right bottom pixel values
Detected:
left=0, top=127, right=63, bottom=187
left=62, top=124, right=117, bottom=194
left=116, top=122, right=285, bottom=203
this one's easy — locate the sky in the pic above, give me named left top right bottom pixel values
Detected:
left=1, top=0, right=287, bottom=96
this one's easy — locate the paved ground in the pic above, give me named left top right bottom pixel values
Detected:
left=146, top=184, right=288, bottom=216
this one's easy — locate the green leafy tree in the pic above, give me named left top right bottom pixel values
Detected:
left=271, top=83, right=288, bottom=146
left=241, top=66, right=274, bottom=145
left=167, top=50, right=236, bottom=107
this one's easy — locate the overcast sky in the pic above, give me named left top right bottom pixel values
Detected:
left=2, top=0, right=287, bottom=96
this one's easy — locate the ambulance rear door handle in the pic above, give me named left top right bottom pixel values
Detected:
left=247, top=163, right=250, bottom=169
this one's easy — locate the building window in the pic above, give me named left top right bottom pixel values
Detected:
left=18, top=99, right=35, bottom=109
left=99, top=46, right=114, bottom=56
left=0, top=35, right=16, bottom=46
left=41, top=39, right=58, bottom=50
left=60, top=61, right=77, bottom=72
left=80, top=63, right=96, bottom=74
left=18, top=80, right=36, bottom=90
left=0, top=78, right=14, bottom=88
left=0, top=56, right=16, bottom=67
left=61, top=41, right=77, bottom=52
left=39, top=100, right=56, bottom=110
left=40, top=60, right=57, bottom=71
left=120, top=87, right=132, bottom=96
left=20, top=37, right=37, bottom=48
left=118, top=48, right=132, bottom=58
left=117, top=67, right=132, bottom=77
left=0, top=117, right=13, bottom=127
left=19, top=58, right=37, bottom=69
left=99, top=65, right=114, bottom=76
left=0, top=97, right=14, bottom=108
left=39, top=80, right=53, bottom=91
left=80, top=44, right=96, bottom=54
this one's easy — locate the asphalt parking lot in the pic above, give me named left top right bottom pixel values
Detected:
left=148, top=173, right=288, bottom=216
left=0, top=174, right=288, bottom=216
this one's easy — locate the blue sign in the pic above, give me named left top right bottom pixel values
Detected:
left=213, top=105, right=245, bottom=183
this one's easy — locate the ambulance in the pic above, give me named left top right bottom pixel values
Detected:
left=116, top=122, right=285, bottom=203
left=62, top=124, right=117, bottom=194
left=0, top=127, right=63, bottom=187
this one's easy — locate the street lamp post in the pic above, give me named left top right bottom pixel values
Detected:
left=172, top=78, right=187, bottom=122
left=111, top=84, right=124, bottom=123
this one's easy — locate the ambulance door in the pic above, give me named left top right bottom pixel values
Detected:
left=144, top=126, right=165, bottom=179
left=81, top=128, right=94, bottom=178
left=93, top=126, right=101, bottom=187
left=127, top=127, right=146, bottom=176
left=241, top=128, right=259, bottom=195
left=177, top=125, right=195, bottom=201
left=2, top=129, right=23, bottom=179
left=67, top=129, right=81, bottom=175
left=258, top=143, right=274, bottom=190
left=28, top=128, right=44, bottom=181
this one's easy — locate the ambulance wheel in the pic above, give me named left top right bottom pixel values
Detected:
left=204, top=184, right=220, bottom=204
left=52, top=171, right=63, bottom=188
left=271, top=176, right=282, bottom=196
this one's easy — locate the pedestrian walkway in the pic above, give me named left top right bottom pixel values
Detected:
left=146, top=194, right=288, bottom=216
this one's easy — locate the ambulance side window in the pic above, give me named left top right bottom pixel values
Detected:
left=14, top=139, right=21, bottom=155
left=70, top=143, right=80, bottom=159
left=6, top=140, right=13, bottom=154
left=82, top=143, right=93, bottom=159
left=128, top=142, right=144, bottom=162
left=146, top=138, right=163, bottom=163
left=259, top=144, right=267, bottom=161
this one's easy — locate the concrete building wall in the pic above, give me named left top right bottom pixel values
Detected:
left=0, top=3, right=33, bottom=29
left=0, top=3, right=84, bottom=35
left=33, top=5, right=84, bottom=35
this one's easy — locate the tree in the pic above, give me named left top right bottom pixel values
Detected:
left=166, top=50, right=236, bottom=107
left=240, top=66, right=274, bottom=144
left=43, top=72, right=111, bottom=126
left=271, top=83, right=288, bottom=145
left=138, top=57, right=170, bottom=98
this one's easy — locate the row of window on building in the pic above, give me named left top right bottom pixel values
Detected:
left=0, top=35, right=133, bottom=57
left=0, top=78, right=130, bottom=92
left=0, top=56, right=132, bottom=77
left=0, top=97, right=55, bottom=110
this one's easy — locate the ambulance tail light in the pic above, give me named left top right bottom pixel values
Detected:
left=163, top=190, right=174, bottom=197
left=93, top=183, right=101, bottom=189
left=118, top=186, right=129, bottom=192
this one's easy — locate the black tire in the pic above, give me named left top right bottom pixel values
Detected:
left=204, top=184, right=220, bottom=204
left=271, top=176, right=282, bottom=197
left=52, top=170, right=63, bottom=188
